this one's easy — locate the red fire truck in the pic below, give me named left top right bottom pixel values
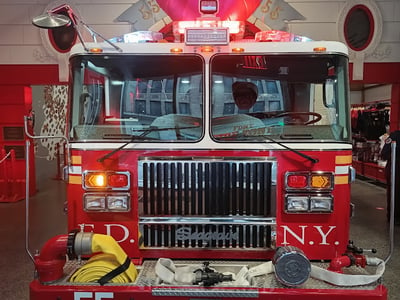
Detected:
left=28, top=1, right=387, bottom=299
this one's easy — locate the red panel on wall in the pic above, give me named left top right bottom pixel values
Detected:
left=0, top=105, right=26, bottom=124
left=0, top=86, right=28, bottom=103
left=349, top=62, right=400, bottom=84
left=0, top=85, right=35, bottom=202
left=0, top=65, right=63, bottom=85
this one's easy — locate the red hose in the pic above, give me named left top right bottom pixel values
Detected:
left=34, top=234, right=68, bottom=282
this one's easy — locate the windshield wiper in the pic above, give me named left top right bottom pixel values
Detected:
left=263, top=135, right=319, bottom=164
left=217, top=133, right=318, bottom=164
left=97, top=125, right=200, bottom=163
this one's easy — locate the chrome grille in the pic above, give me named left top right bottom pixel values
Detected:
left=138, top=158, right=276, bottom=249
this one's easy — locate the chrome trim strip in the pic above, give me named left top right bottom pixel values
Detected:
left=152, top=288, right=259, bottom=298
left=140, top=216, right=276, bottom=226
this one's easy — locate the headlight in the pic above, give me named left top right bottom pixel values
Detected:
left=107, top=194, right=130, bottom=211
left=286, top=195, right=309, bottom=212
left=285, top=195, right=333, bottom=213
left=310, top=196, right=333, bottom=212
left=84, top=194, right=106, bottom=211
left=83, top=193, right=130, bottom=212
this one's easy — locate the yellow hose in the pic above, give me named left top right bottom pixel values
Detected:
left=69, top=234, right=137, bottom=283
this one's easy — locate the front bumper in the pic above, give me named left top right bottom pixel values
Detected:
left=30, top=259, right=387, bottom=300
left=30, top=280, right=387, bottom=300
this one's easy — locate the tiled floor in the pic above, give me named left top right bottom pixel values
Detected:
left=0, top=176, right=398, bottom=299
left=0, top=177, right=67, bottom=300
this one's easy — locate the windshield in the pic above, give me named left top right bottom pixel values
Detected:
left=69, top=54, right=204, bottom=142
left=210, top=54, right=350, bottom=142
left=69, top=52, right=350, bottom=144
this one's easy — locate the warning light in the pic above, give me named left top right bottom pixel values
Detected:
left=286, top=174, right=308, bottom=189
left=201, top=46, right=214, bottom=53
left=310, top=174, right=332, bottom=189
left=286, top=172, right=333, bottom=190
left=85, top=173, right=106, bottom=188
left=232, top=47, right=245, bottom=53
left=199, top=0, right=218, bottom=15
left=89, top=47, right=103, bottom=53
left=177, top=20, right=241, bottom=34
left=83, top=171, right=130, bottom=190
left=170, top=47, right=183, bottom=53
left=313, top=47, right=327, bottom=52
left=255, top=30, right=313, bottom=42
left=108, top=173, right=129, bottom=188
left=185, top=27, right=229, bottom=45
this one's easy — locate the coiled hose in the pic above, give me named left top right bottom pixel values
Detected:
left=69, top=233, right=137, bottom=284
left=34, top=231, right=137, bottom=284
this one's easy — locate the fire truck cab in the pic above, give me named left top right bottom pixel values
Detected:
left=29, top=2, right=387, bottom=299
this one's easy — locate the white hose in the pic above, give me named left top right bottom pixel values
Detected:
left=155, top=258, right=385, bottom=287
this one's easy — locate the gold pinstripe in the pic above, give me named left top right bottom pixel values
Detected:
left=335, top=155, right=352, bottom=165
left=69, top=175, right=82, bottom=185
left=334, top=175, right=348, bottom=185
left=71, top=155, right=82, bottom=165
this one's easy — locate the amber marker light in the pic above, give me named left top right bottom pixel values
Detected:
left=232, top=47, right=245, bottom=53
left=89, top=47, right=103, bottom=53
left=85, top=173, right=106, bottom=188
left=310, top=174, right=332, bottom=189
left=170, top=47, right=183, bottom=53
left=313, top=47, right=327, bottom=52
left=201, top=46, right=214, bottom=53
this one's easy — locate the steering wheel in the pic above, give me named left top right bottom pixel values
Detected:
left=276, top=112, right=322, bottom=125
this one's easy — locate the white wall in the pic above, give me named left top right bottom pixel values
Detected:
left=287, top=0, right=400, bottom=62
left=350, top=84, right=392, bottom=105
left=0, top=0, right=398, bottom=65
left=350, top=90, right=363, bottom=104
left=0, top=0, right=133, bottom=64
left=364, top=84, right=392, bottom=102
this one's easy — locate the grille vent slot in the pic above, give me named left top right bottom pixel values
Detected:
left=139, top=159, right=276, bottom=249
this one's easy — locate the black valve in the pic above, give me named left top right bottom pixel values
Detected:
left=347, top=240, right=377, bottom=255
left=193, top=262, right=233, bottom=286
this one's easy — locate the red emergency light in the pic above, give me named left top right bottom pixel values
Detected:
left=255, top=30, right=313, bottom=42
left=287, top=174, right=308, bottom=189
left=199, top=0, right=218, bottom=15
left=176, top=20, right=242, bottom=34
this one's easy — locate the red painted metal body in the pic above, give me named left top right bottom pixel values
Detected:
left=30, top=280, right=387, bottom=300
left=67, top=149, right=352, bottom=261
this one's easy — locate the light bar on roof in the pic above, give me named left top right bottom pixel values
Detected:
left=255, top=30, right=312, bottom=42
left=110, top=31, right=163, bottom=43
left=124, top=31, right=163, bottom=43
left=177, top=20, right=241, bottom=34
left=199, top=0, right=218, bottom=14
left=185, top=27, right=229, bottom=45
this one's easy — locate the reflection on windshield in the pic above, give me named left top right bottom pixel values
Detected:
left=69, top=53, right=350, bottom=143
left=210, top=54, right=350, bottom=142
left=70, top=55, right=204, bottom=142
